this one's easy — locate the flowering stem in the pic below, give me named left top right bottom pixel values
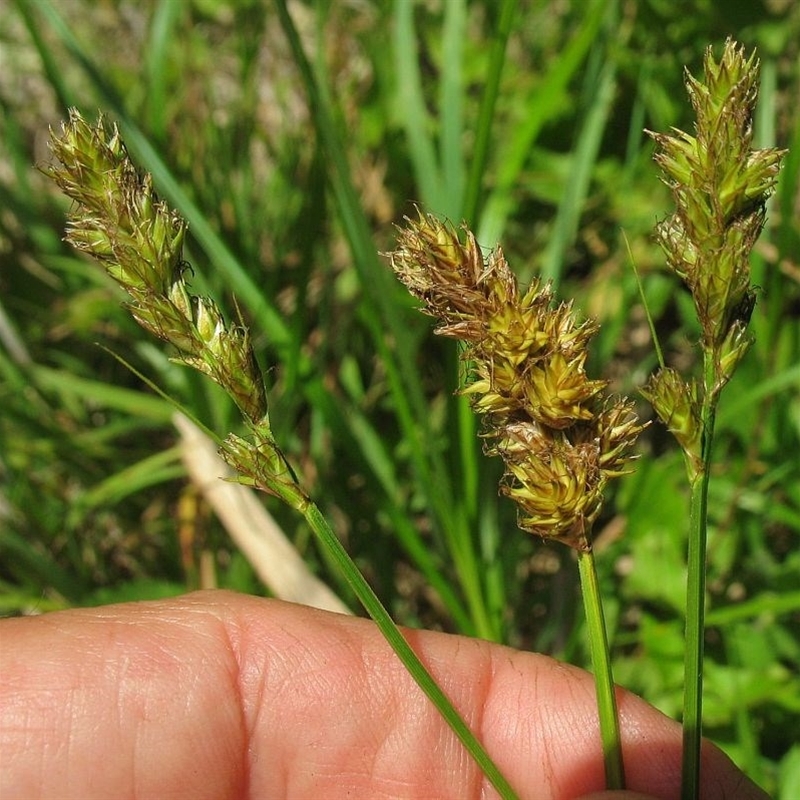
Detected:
left=578, top=549, right=625, bottom=790
left=44, top=111, right=518, bottom=796
left=390, top=211, right=644, bottom=794
left=302, top=501, right=520, bottom=800
left=642, top=41, right=786, bottom=797
left=681, top=353, right=718, bottom=800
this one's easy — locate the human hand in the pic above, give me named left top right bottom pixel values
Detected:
left=0, top=590, right=766, bottom=799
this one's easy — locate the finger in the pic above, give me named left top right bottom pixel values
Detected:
left=0, top=590, right=767, bottom=800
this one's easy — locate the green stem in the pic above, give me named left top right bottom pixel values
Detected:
left=461, top=0, right=518, bottom=225
left=578, top=549, right=625, bottom=790
left=302, top=500, right=520, bottom=800
left=681, top=354, right=718, bottom=800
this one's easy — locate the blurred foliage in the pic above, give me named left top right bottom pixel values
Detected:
left=1, top=0, right=798, bottom=794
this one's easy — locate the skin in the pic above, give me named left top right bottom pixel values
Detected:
left=0, top=590, right=767, bottom=800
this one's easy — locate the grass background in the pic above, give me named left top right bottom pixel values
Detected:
left=1, top=0, right=799, bottom=796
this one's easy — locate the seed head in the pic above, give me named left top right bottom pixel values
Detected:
left=389, top=211, right=645, bottom=550
left=647, top=39, right=785, bottom=380
left=45, top=110, right=269, bottom=424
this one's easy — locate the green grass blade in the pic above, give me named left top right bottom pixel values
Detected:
left=0, top=529, right=83, bottom=600
left=393, top=0, right=444, bottom=211
left=143, top=0, right=185, bottom=140
left=392, top=0, right=497, bottom=633
left=541, top=53, right=617, bottom=288
left=15, top=0, right=79, bottom=109
left=462, top=0, right=518, bottom=226
left=716, top=362, right=800, bottom=428
left=705, top=591, right=800, bottom=626
left=27, top=0, right=292, bottom=354
left=439, top=0, right=466, bottom=218
left=66, top=447, right=185, bottom=528
left=29, top=365, right=175, bottom=423
left=337, top=367, right=473, bottom=630
left=478, top=474, right=507, bottom=635
left=275, top=0, right=498, bottom=635
left=477, top=0, right=606, bottom=245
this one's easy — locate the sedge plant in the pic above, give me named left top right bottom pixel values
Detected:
left=640, top=40, right=786, bottom=800
left=42, top=37, right=783, bottom=800
left=44, top=110, right=518, bottom=799
left=388, top=212, right=645, bottom=790
left=388, top=38, right=786, bottom=799
left=46, top=108, right=644, bottom=794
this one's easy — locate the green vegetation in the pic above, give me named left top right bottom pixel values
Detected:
left=1, top=2, right=798, bottom=797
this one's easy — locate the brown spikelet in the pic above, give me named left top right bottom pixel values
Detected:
left=389, top=211, right=645, bottom=550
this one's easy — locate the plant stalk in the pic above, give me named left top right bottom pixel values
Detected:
left=681, top=353, right=718, bottom=800
left=302, top=501, right=520, bottom=800
left=578, top=548, right=625, bottom=790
